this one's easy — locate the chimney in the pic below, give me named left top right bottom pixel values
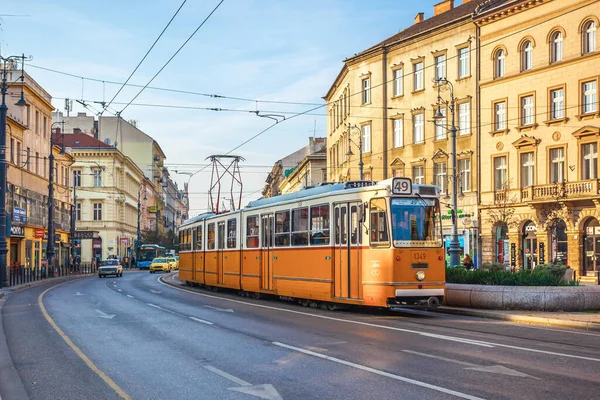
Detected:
left=434, top=0, right=454, bottom=16
left=414, top=12, right=425, bottom=24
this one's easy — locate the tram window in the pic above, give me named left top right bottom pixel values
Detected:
left=186, top=230, right=191, bottom=251
left=275, top=210, right=290, bottom=246
left=196, top=226, right=203, bottom=250
left=246, top=216, right=259, bottom=248
left=227, top=219, right=237, bottom=249
left=350, top=205, right=361, bottom=245
left=207, top=223, right=215, bottom=250
left=292, top=207, right=309, bottom=246
left=370, top=198, right=389, bottom=245
left=334, top=207, right=340, bottom=244
left=311, top=204, right=330, bottom=245
left=218, top=222, right=226, bottom=250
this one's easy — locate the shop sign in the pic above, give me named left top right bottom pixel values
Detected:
left=35, top=228, right=45, bottom=239
left=93, top=243, right=102, bottom=249
left=149, top=206, right=157, bottom=213
left=13, top=207, right=27, bottom=223
left=510, top=243, right=516, bottom=268
left=120, top=237, right=130, bottom=244
left=10, top=225, right=25, bottom=237
left=72, top=231, right=98, bottom=240
left=539, top=243, right=545, bottom=265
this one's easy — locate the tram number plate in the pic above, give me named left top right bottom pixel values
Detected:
left=392, top=178, right=412, bottom=195
left=412, top=252, right=427, bottom=261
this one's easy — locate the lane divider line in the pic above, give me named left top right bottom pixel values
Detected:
left=203, top=365, right=251, bottom=387
left=147, top=303, right=163, bottom=310
left=126, top=295, right=134, bottom=299
left=158, top=275, right=600, bottom=363
left=38, top=281, right=132, bottom=400
left=272, top=341, right=485, bottom=400
left=190, top=317, right=214, bottom=325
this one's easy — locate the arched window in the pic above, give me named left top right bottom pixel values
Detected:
left=583, top=20, right=597, bottom=54
left=521, top=40, right=533, bottom=71
left=551, top=31, right=563, bottom=63
left=494, top=49, right=505, bottom=78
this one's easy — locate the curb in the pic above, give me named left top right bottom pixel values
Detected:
left=0, top=297, right=30, bottom=400
left=0, top=274, right=94, bottom=297
left=436, top=306, right=600, bottom=332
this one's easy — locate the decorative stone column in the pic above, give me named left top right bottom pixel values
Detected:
left=566, top=229, right=583, bottom=276
left=536, top=230, right=549, bottom=265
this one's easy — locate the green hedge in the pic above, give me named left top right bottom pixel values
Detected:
left=446, top=264, right=577, bottom=286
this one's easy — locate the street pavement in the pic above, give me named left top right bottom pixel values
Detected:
left=1, top=271, right=600, bottom=400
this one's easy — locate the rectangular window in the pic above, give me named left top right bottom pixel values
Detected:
left=218, top=222, right=225, bottom=250
left=435, top=108, right=446, bottom=140
left=35, top=152, right=39, bottom=174
left=413, top=113, right=424, bottom=144
left=458, top=158, right=471, bottom=192
left=434, top=162, right=447, bottom=193
left=370, top=198, right=389, bottom=245
left=207, top=223, right=215, bottom=250
left=393, top=118, right=403, bottom=147
left=246, top=216, right=259, bottom=248
left=196, top=226, right=203, bottom=250
left=393, top=68, right=403, bottom=97
left=550, top=148, right=565, bottom=183
left=521, top=95, right=534, bottom=125
left=494, top=156, right=507, bottom=190
left=551, top=88, right=564, bottom=119
left=435, top=54, right=446, bottom=81
left=392, top=168, right=404, bottom=177
left=494, top=101, right=506, bottom=131
left=76, top=203, right=81, bottom=221
left=458, top=47, right=469, bottom=78
left=361, top=124, right=371, bottom=153
left=413, top=62, right=423, bottom=91
left=73, top=170, right=81, bottom=187
left=26, top=147, right=30, bottom=171
left=582, top=142, right=598, bottom=180
left=520, top=152, right=534, bottom=187
left=275, top=210, right=290, bottom=246
left=93, top=203, right=102, bottom=221
left=458, top=102, right=470, bottom=135
left=43, top=157, right=46, bottom=178
left=413, top=166, right=424, bottom=184
left=227, top=218, right=237, bottom=248
left=291, top=208, right=309, bottom=246
left=362, top=77, right=370, bottom=104
left=583, top=81, right=597, bottom=114
left=93, top=170, right=102, bottom=187
left=35, top=110, right=39, bottom=134
left=17, top=142, right=21, bottom=167
left=43, top=116, right=47, bottom=138
left=310, top=205, right=329, bottom=245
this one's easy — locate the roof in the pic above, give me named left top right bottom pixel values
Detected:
left=350, top=0, right=487, bottom=60
left=55, top=132, right=114, bottom=149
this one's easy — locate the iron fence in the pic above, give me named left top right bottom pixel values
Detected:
left=5, top=263, right=98, bottom=287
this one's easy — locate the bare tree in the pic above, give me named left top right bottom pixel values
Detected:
left=485, top=180, right=519, bottom=229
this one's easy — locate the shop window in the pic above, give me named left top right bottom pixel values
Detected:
left=550, top=219, right=568, bottom=264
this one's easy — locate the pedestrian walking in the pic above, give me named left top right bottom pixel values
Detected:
left=463, top=254, right=474, bottom=270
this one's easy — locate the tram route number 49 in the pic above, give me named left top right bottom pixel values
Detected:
left=392, top=177, right=413, bottom=195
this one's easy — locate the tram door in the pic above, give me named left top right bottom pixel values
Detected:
left=261, top=214, right=274, bottom=290
left=334, top=203, right=361, bottom=299
left=217, top=221, right=226, bottom=284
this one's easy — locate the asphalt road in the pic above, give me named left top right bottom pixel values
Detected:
left=2, top=271, right=600, bottom=400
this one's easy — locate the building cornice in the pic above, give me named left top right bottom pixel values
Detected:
left=474, top=0, right=552, bottom=27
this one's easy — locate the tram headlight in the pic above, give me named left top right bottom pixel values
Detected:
left=416, top=270, right=426, bottom=281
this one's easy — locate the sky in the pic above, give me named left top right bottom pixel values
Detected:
left=1, top=0, right=446, bottom=216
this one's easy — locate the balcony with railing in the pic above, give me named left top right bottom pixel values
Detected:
left=517, top=180, right=600, bottom=203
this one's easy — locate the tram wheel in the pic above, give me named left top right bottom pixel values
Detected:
left=309, top=301, right=319, bottom=308
left=300, top=299, right=310, bottom=307
left=326, top=303, right=338, bottom=311
left=252, top=292, right=261, bottom=300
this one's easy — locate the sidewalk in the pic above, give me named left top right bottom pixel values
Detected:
left=0, top=274, right=93, bottom=299
left=436, top=306, right=600, bottom=332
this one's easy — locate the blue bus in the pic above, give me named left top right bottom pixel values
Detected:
left=137, top=244, right=166, bottom=269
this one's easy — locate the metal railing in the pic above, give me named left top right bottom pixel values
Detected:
left=5, top=263, right=98, bottom=287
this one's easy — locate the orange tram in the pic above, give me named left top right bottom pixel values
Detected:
left=177, top=177, right=445, bottom=310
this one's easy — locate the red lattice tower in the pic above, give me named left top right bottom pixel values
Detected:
left=206, top=155, right=245, bottom=214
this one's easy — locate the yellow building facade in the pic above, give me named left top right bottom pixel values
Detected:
left=475, top=0, right=600, bottom=277
left=325, top=0, right=484, bottom=260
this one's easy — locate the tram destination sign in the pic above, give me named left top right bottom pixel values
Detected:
left=392, top=177, right=413, bottom=195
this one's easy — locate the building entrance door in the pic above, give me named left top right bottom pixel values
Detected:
left=584, top=218, right=600, bottom=276
left=522, top=221, right=537, bottom=270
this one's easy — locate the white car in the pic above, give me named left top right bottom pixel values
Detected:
left=99, top=259, right=123, bottom=278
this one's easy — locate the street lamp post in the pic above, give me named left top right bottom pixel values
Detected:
left=434, top=78, right=461, bottom=268
left=0, top=55, right=28, bottom=288
left=345, top=124, right=364, bottom=181
left=47, top=121, right=64, bottom=277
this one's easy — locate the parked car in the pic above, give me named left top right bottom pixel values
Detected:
left=150, top=257, right=171, bottom=273
left=99, top=259, right=123, bottom=278
left=166, top=256, right=178, bottom=270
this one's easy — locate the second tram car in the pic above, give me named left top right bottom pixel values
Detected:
left=177, top=177, right=444, bottom=309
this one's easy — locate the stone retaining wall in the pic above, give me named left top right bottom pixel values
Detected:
left=445, top=283, right=600, bottom=311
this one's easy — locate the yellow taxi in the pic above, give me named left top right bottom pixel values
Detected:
left=150, top=257, right=171, bottom=273
left=167, top=256, right=179, bottom=270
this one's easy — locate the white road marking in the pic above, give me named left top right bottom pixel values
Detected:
left=229, top=384, right=283, bottom=400
left=117, top=289, right=122, bottom=292
left=204, top=366, right=251, bottom=387
left=95, top=310, right=116, bottom=319
left=203, top=305, right=234, bottom=313
left=158, top=277, right=600, bottom=362
left=147, top=303, right=163, bottom=310
left=403, top=350, right=477, bottom=367
left=419, top=332, right=494, bottom=348
left=189, top=317, right=214, bottom=325
left=74, top=292, right=83, bottom=296
left=150, top=290, right=162, bottom=294
left=273, top=342, right=485, bottom=400
left=126, top=295, right=134, bottom=299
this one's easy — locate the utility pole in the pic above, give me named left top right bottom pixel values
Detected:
left=71, top=184, right=76, bottom=258
left=0, top=55, right=28, bottom=288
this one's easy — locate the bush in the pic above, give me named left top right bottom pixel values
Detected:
left=480, top=262, right=508, bottom=272
left=535, top=263, right=569, bottom=278
left=446, top=267, right=578, bottom=286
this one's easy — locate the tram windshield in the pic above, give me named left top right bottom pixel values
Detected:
left=390, top=197, right=442, bottom=247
